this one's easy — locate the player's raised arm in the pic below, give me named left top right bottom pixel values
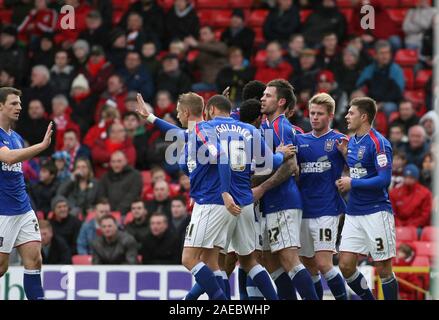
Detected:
left=0, top=122, right=53, bottom=165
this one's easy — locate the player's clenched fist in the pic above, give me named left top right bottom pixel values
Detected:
left=335, top=176, right=352, bottom=193
left=276, top=143, right=296, bottom=160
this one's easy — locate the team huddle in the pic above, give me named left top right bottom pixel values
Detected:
left=136, top=78, right=398, bottom=300
left=0, top=78, right=397, bottom=300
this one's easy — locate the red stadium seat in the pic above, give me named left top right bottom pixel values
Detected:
left=197, top=9, right=214, bottom=26
left=420, top=226, right=436, bottom=241
left=388, top=111, right=400, bottom=123
left=229, top=0, right=253, bottom=8
left=212, top=10, right=232, bottom=28
left=197, top=0, right=229, bottom=9
left=0, top=10, right=13, bottom=24
left=387, top=9, right=408, bottom=25
left=72, top=255, right=92, bottom=265
left=112, top=0, right=132, bottom=11
left=254, top=49, right=267, bottom=68
left=336, top=0, right=354, bottom=7
left=403, top=68, right=414, bottom=89
left=157, top=0, right=174, bottom=11
left=381, top=0, right=399, bottom=7
left=395, top=49, right=418, bottom=67
left=124, top=212, right=134, bottom=225
left=141, top=170, right=152, bottom=186
left=396, top=226, right=418, bottom=242
left=412, top=241, right=434, bottom=258
left=187, top=50, right=200, bottom=63
left=36, top=211, right=45, bottom=220
left=415, top=69, right=432, bottom=89
left=85, top=211, right=96, bottom=222
left=404, top=89, right=426, bottom=105
left=248, top=9, right=269, bottom=28
left=111, top=211, right=122, bottom=224
left=300, top=10, right=312, bottom=23
left=253, top=27, right=265, bottom=47
left=412, top=256, right=430, bottom=266
left=341, top=8, right=353, bottom=23
left=112, top=9, right=125, bottom=26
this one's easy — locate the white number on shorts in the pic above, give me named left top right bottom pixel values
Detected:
left=268, top=227, right=280, bottom=244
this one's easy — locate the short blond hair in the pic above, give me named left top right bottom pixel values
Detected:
left=308, top=93, right=335, bottom=115
left=177, top=92, right=204, bottom=117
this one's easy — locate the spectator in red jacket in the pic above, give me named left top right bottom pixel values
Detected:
left=81, top=45, right=115, bottom=96
left=350, top=0, right=402, bottom=51
left=154, top=90, right=175, bottom=118
left=390, top=164, right=432, bottom=228
left=255, top=41, right=293, bottom=84
left=18, top=0, right=57, bottom=44
left=91, top=121, right=136, bottom=178
left=51, top=94, right=80, bottom=151
left=95, top=74, right=128, bottom=122
left=83, top=102, right=121, bottom=148
left=393, top=243, right=424, bottom=300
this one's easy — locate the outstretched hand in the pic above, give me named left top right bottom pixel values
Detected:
left=41, top=122, right=53, bottom=149
left=135, top=93, right=151, bottom=119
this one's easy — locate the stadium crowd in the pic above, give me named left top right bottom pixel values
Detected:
left=0, top=0, right=436, bottom=296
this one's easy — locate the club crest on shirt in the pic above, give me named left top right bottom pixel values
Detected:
left=357, top=146, right=366, bottom=160
left=324, top=139, right=335, bottom=152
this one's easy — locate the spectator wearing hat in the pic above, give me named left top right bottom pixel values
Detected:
left=221, top=9, right=255, bottom=59
left=76, top=199, right=111, bottom=255
left=49, top=195, right=83, bottom=255
left=216, top=47, right=255, bottom=105
left=58, top=157, right=99, bottom=217
left=21, top=64, right=54, bottom=114
left=419, top=110, right=438, bottom=143
left=123, top=111, right=152, bottom=171
left=29, top=160, right=60, bottom=216
left=389, top=101, right=420, bottom=136
left=29, top=31, right=55, bottom=70
left=81, top=45, right=115, bottom=96
left=17, top=0, right=57, bottom=44
left=285, top=34, right=305, bottom=73
left=107, top=28, right=128, bottom=71
left=97, top=151, right=142, bottom=215
left=141, top=41, right=161, bottom=79
left=52, top=150, right=72, bottom=183
left=156, top=53, right=191, bottom=101
left=118, top=51, right=154, bottom=103
left=53, top=0, right=92, bottom=47
left=95, top=74, right=128, bottom=123
left=69, top=73, right=99, bottom=136
left=290, top=48, right=319, bottom=95
left=165, top=0, right=199, bottom=45
left=71, top=39, right=90, bottom=70
left=263, top=0, right=300, bottom=44
left=255, top=41, right=293, bottom=84
left=91, top=121, right=137, bottom=178
left=40, top=219, right=72, bottom=265
left=390, top=164, right=432, bottom=229
left=302, top=0, right=347, bottom=48
left=78, top=10, right=107, bottom=49
left=334, top=45, right=362, bottom=98
left=50, top=49, right=75, bottom=96
left=356, top=40, right=404, bottom=116
left=16, top=99, right=54, bottom=157
left=91, top=214, right=138, bottom=264
left=402, top=125, right=431, bottom=170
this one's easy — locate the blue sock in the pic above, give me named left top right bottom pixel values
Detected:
left=345, top=269, right=375, bottom=300
left=192, top=263, right=227, bottom=300
left=213, top=270, right=226, bottom=296
left=289, top=264, right=319, bottom=300
left=312, top=274, right=323, bottom=300
left=238, top=267, right=249, bottom=300
left=222, top=271, right=231, bottom=300
left=246, top=276, right=264, bottom=300
left=271, top=268, right=297, bottom=300
left=185, top=283, right=204, bottom=300
left=324, top=268, right=347, bottom=300
left=23, top=269, right=44, bottom=300
left=249, top=264, right=279, bottom=300
left=381, top=273, right=399, bottom=300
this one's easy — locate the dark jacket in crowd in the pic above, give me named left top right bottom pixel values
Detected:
left=29, top=179, right=60, bottom=215
left=221, top=27, right=255, bottom=59
left=50, top=214, right=82, bottom=255
left=50, top=65, right=75, bottom=97
left=41, top=235, right=72, bottom=264
left=145, top=198, right=172, bottom=220
left=92, top=231, right=138, bottom=264
left=263, top=4, right=300, bottom=43
left=140, top=227, right=179, bottom=265
left=57, top=177, right=100, bottom=216
left=0, top=42, right=27, bottom=85
left=165, top=4, right=199, bottom=43
left=156, top=70, right=192, bottom=101
left=16, top=117, right=55, bottom=157
left=97, top=166, right=143, bottom=215
left=125, top=218, right=150, bottom=246
left=21, top=83, right=54, bottom=114
left=215, top=65, right=256, bottom=103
